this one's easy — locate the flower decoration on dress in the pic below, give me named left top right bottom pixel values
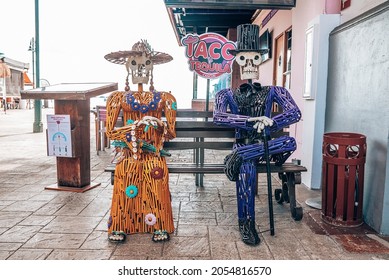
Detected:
left=125, top=91, right=162, bottom=114
left=131, top=102, right=140, bottom=111
left=145, top=213, right=157, bottom=226
left=140, top=104, right=149, bottom=113
left=151, top=166, right=164, bottom=179
left=149, top=101, right=158, bottom=111
left=154, top=91, right=161, bottom=101
left=125, top=185, right=138, bottom=198
left=125, top=132, right=132, bottom=142
left=126, top=94, right=135, bottom=104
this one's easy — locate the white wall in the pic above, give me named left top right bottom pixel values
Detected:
left=300, top=15, right=340, bottom=190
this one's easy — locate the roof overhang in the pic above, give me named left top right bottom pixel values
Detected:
left=2, top=57, right=29, bottom=71
left=163, top=0, right=297, bottom=45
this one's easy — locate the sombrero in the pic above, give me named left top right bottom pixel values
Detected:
left=104, top=40, right=173, bottom=65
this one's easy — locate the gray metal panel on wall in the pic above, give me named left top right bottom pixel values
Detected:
left=326, top=2, right=389, bottom=234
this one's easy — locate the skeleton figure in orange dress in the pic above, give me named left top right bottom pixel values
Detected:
left=104, top=41, right=177, bottom=242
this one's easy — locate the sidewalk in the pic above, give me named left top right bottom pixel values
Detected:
left=0, top=108, right=388, bottom=260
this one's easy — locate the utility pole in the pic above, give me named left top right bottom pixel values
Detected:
left=28, top=38, right=35, bottom=88
left=33, top=0, right=43, bottom=133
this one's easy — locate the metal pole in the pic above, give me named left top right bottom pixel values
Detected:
left=31, top=39, right=35, bottom=110
left=1, top=60, right=6, bottom=114
left=205, top=79, right=210, bottom=112
left=33, top=0, right=43, bottom=133
left=192, top=72, right=198, bottom=99
left=31, top=38, right=35, bottom=88
left=263, top=129, right=275, bottom=235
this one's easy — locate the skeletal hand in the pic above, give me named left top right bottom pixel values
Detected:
left=137, top=116, right=164, bottom=128
left=247, top=116, right=273, bottom=134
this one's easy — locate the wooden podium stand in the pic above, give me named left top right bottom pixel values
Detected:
left=21, top=83, right=118, bottom=192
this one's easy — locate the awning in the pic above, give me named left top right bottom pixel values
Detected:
left=23, top=72, right=33, bottom=86
left=164, top=0, right=297, bottom=44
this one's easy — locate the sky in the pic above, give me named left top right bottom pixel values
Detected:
left=0, top=0, right=200, bottom=108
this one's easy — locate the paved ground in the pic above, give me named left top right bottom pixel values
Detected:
left=0, top=107, right=388, bottom=260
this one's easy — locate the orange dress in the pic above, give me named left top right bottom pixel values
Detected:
left=105, top=89, right=176, bottom=235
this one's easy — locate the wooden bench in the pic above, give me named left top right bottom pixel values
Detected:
left=104, top=109, right=307, bottom=224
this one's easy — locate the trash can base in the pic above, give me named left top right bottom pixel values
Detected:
left=321, top=213, right=363, bottom=227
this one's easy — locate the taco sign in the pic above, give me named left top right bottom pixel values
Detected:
left=181, top=33, right=236, bottom=79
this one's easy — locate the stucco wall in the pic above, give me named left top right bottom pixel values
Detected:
left=326, top=3, right=389, bottom=234
left=340, top=0, right=387, bottom=23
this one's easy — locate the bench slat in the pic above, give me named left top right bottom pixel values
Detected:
left=176, top=121, right=225, bottom=129
left=175, top=130, right=236, bottom=138
left=175, top=110, right=213, bottom=118
left=168, top=162, right=307, bottom=174
left=164, top=141, right=233, bottom=150
left=168, top=164, right=224, bottom=173
left=105, top=162, right=307, bottom=174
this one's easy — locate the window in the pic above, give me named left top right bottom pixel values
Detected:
left=303, top=25, right=316, bottom=99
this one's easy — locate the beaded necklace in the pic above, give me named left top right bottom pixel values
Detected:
left=125, top=90, right=161, bottom=114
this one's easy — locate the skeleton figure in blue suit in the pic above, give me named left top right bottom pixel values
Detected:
left=213, top=24, right=301, bottom=246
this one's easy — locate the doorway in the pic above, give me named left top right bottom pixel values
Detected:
left=274, top=33, right=285, bottom=87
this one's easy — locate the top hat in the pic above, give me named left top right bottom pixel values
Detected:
left=229, top=24, right=268, bottom=56
left=104, top=40, right=173, bottom=65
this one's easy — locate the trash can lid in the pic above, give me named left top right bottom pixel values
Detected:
left=324, top=132, right=366, bottom=145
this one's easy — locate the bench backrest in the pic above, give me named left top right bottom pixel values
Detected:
left=96, top=105, right=108, bottom=122
left=163, top=109, right=289, bottom=150
left=163, top=110, right=235, bottom=151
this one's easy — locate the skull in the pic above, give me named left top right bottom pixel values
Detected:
left=126, top=52, right=153, bottom=84
left=235, top=51, right=262, bottom=80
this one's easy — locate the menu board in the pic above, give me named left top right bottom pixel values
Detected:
left=47, top=114, right=72, bottom=157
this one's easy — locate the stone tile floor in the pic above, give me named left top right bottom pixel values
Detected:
left=0, top=108, right=388, bottom=260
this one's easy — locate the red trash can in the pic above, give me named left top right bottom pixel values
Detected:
left=321, top=132, right=367, bottom=227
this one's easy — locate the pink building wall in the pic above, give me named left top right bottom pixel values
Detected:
left=252, top=10, right=293, bottom=86
left=289, top=0, right=327, bottom=159
left=252, top=1, right=327, bottom=160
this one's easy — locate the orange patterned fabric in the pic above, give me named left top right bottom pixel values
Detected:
left=105, top=90, right=176, bottom=235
